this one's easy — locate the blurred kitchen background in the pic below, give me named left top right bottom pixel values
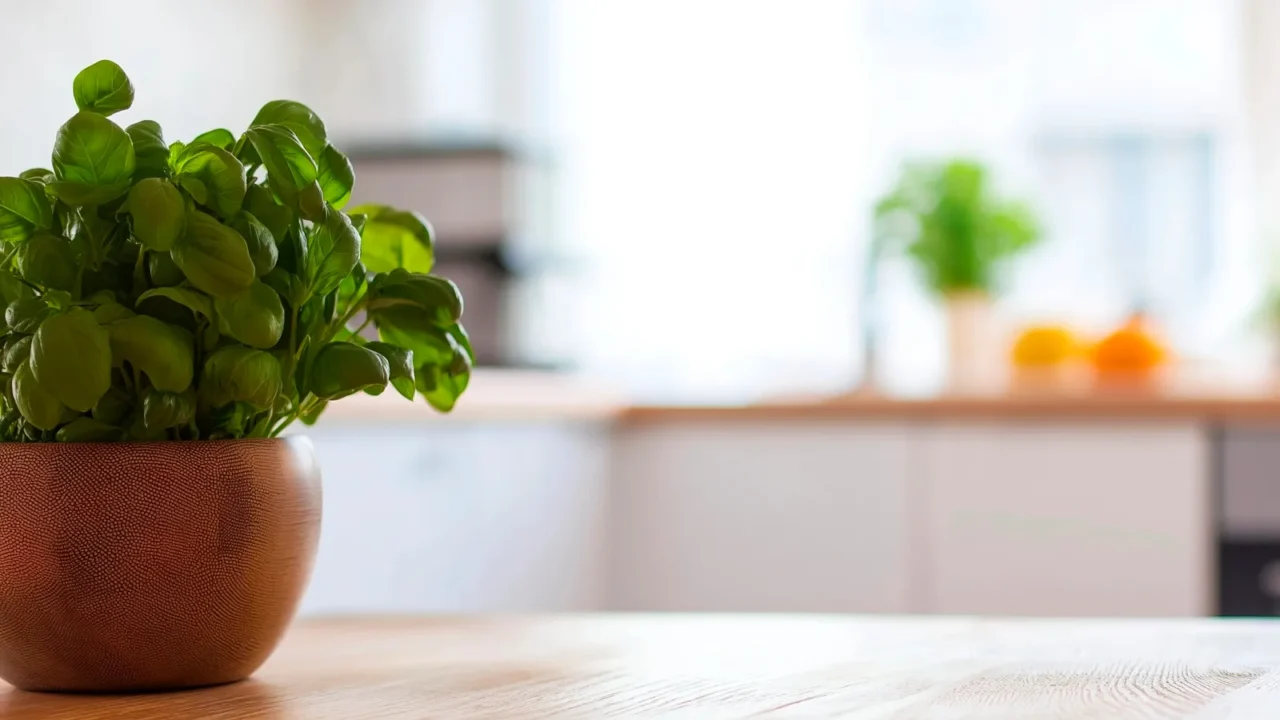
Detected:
left=15, top=0, right=1280, bottom=619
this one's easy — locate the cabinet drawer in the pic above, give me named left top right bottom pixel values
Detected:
left=1221, top=427, right=1280, bottom=539
left=298, top=423, right=607, bottom=616
left=920, top=422, right=1211, bottom=617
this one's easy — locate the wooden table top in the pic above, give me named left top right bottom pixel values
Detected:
left=3, top=615, right=1280, bottom=718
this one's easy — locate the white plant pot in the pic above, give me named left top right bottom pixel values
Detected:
left=944, top=291, right=998, bottom=394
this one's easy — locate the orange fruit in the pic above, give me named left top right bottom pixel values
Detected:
left=1091, top=315, right=1167, bottom=374
left=1011, top=325, right=1080, bottom=368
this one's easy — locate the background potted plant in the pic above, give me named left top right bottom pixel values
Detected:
left=873, top=158, right=1041, bottom=393
left=0, top=60, right=470, bottom=693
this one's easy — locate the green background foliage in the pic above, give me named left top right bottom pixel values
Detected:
left=0, top=60, right=470, bottom=441
left=873, top=158, right=1041, bottom=296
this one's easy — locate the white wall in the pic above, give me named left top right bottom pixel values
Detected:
left=549, top=1, right=870, bottom=402
left=0, top=0, right=525, bottom=167
left=0, top=1, right=302, bottom=170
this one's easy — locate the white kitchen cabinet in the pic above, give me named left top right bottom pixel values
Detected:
left=607, top=422, right=912, bottom=613
left=918, top=422, right=1212, bottom=617
left=296, top=420, right=609, bottom=616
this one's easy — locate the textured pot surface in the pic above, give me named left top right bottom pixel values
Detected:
left=0, top=438, right=322, bottom=692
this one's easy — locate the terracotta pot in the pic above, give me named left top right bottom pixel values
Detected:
left=0, top=438, right=321, bottom=693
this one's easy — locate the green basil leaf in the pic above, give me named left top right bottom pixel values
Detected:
left=126, top=178, right=185, bottom=251
left=177, top=174, right=208, bottom=205
left=18, top=233, right=78, bottom=291
left=147, top=250, right=185, bottom=286
left=271, top=394, right=293, bottom=416
left=243, top=184, right=293, bottom=243
left=243, top=125, right=317, bottom=211
left=72, top=60, right=134, bottom=116
left=299, top=180, right=326, bottom=222
left=416, top=351, right=471, bottom=413
left=365, top=341, right=415, bottom=400
left=170, top=209, right=255, bottom=297
left=142, top=386, right=196, bottom=429
left=214, top=279, right=284, bottom=349
left=190, top=128, right=235, bottom=151
left=167, top=141, right=186, bottom=168
left=136, top=286, right=215, bottom=325
left=48, top=181, right=131, bottom=208
left=316, top=145, right=354, bottom=209
left=51, top=111, right=135, bottom=206
left=2, top=335, right=31, bottom=373
left=78, top=257, right=129, bottom=299
left=308, top=341, right=389, bottom=400
left=91, top=387, right=131, bottom=425
left=202, top=401, right=252, bottom=438
left=126, top=120, right=168, bottom=180
left=0, top=177, right=53, bottom=243
left=305, top=207, right=360, bottom=297
left=5, top=297, right=51, bottom=333
left=350, top=204, right=434, bottom=274
left=447, top=323, right=475, bottom=363
left=91, top=300, right=135, bottom=324
left=322, top=286, right=337, bottom=324
left=299, top=399, right=328, bottom=425
left=261, top=266, right=296, bottom=305
left=229, top=211, right=277, bottom=277
left=42, top=289, right=72, bottom=310
left=348, top=213, right=367, bottom=235
left=107, top=314, right=194, bottom=392
left=247, top=411, right=274, bottom=437
left=279, top=227, right=309, bottom=281
left=0, top=271, right=32, bottom=305
left=376, top=321, right=455, bottom=366
left=13, top=360, right=64, bottom=430
left=86, top=289, right=116, bottom=305
left=202, top=319, right=220, bottom=348
left=173, top=144, right=246, bottom=218
left=337, top=260, right=368, bottom=310
left=201, top=345, right=281, bottom=410
left=30, top=308, right=111, bottom=412
left=368, top=269, right=463, bottom=330
left=126, top=413, right=168, bottom=441
left=19, top=168, right=54, bottom=184
left=56, top=416, right=123, bottom=442
left=250, top=100, right=327, bottom=159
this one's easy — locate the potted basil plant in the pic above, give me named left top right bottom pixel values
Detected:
left=873, top=158, right=1040, bottom=392
left=0, top=60, right=470, bottom=693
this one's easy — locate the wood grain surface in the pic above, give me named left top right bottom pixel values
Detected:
left=4, top=615, right=1280, bottom=718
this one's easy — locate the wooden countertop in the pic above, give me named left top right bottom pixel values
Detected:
left=621, top=391, right=1280, bottom=424
left=4, top=615, right=1280, bottom=718
left=310, top=369, right=627, bottom=424
left=306, top=368, right=1280, bottom=425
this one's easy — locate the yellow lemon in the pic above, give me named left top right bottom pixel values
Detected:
left=1011, top=325, right=1080, bottom=368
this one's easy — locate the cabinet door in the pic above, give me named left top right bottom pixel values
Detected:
left=298, top=421, right=609, bottom=615
left=608, top=422, right=912, bottom=613
left=920, top=422, right=1211, bottom=617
